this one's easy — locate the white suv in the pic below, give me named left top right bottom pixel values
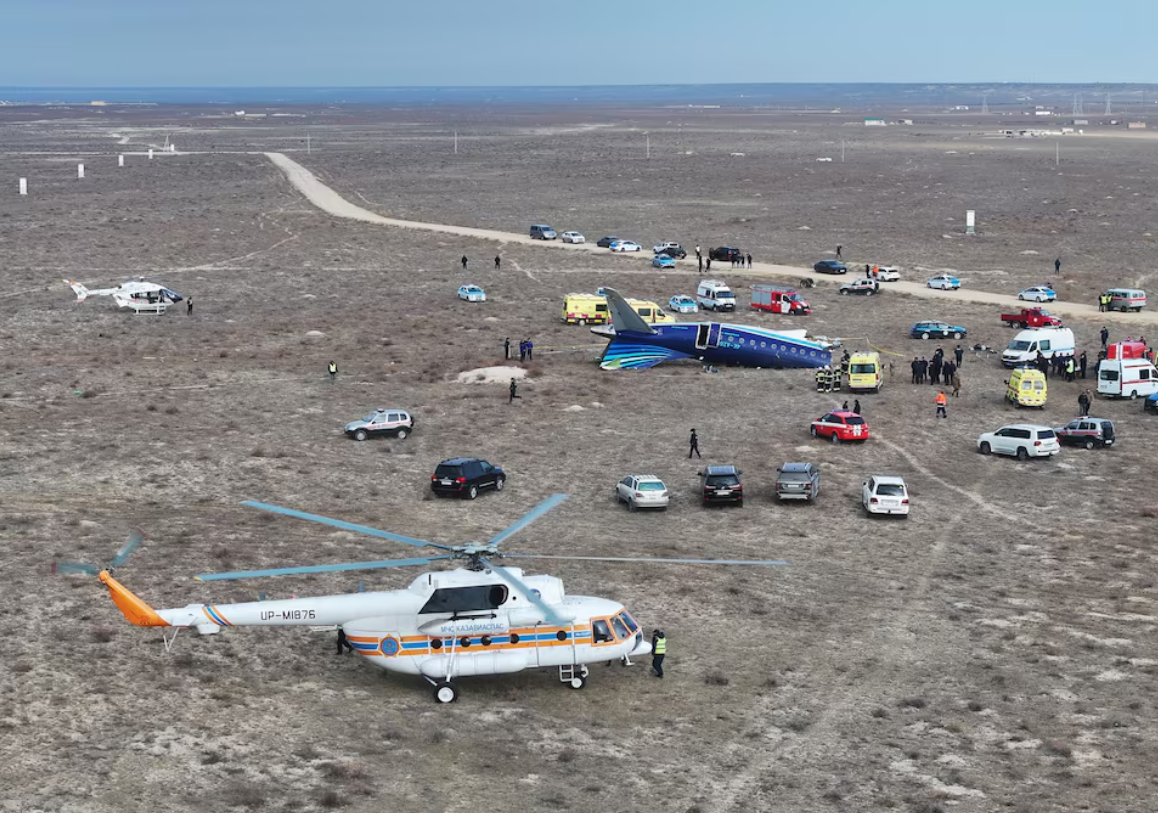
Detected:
left=862, top=475, right=909, bottom=516
left=977, top=424, right=1060, bottom=460
left=615, top=475, right=669, bottom=511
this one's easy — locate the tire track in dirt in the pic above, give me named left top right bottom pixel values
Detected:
left=710, top=510, right=968, bottom=812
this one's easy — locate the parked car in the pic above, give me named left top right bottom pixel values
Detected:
left=609, top=240, right=642, bottom=253
left=652, top=254, right=677, bottom=269
left=615, top=474, right=670, bottom=511
left=1054, top=418, right=1115, bottom=449
left=430, top=458, right=505, bottom=499
left=457, top=284, right=486, bottom=302
left=873, top=265, right=901, bottom=281
left=710, top=246, right=743, bottom=263
left=653, top=241, right=682, bottom=254
left=910, top=320, right=967, bottom=340
left=561, top=231, right=585, bottom=244
left=774, top=462, right=820, bottom=502
left=1018, top=285, right=1057, bottom=303
left=345, top=408, right=415, bottom=441
left=810, top=411, right=870, bottom=443
left=862, top=475, right=910, bottom=517
left=596, top=236, right=620, bottom=248
left=658, top=245, right=688, bottom=259
left=813, top=260, right=848, bottom=275
left=529, top=224, right=557, bottom=240
left=668, top=294, right=698, bottom=314
left=927, top=274, right=961, bottom=290
left=976, top=424, right=1060, bottom=460
left=839, top=277, right=880, bottom=296
left=700, top=465, right=743, bottom=507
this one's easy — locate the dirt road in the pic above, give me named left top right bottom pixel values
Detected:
left=266, top=152, right=1156, bottom=327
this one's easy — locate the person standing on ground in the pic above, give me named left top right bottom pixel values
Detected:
left=818, top=366, right=828, bottom=392
left=328, top=361, right=337, bottom=383
left=746, top=253, right=752, bottom=269
left=460, top=255, right=468, bottom=270
left=836, top=245, right=843, bottom=260
left=929, top=354, right=943, bottom=387
left=911, top=356, right=920, bottom=384
left=954, top=344, right=964, bottom=366
left=853, top=398, right=861, bottom=415
left=1097, top=294, right=1105, bottom=312
left=952, top=370, right=962, bottom=397
left=935, top=390, right=948, bottom=419
left=688, top=428, right=701, bottom=459
left=1055, top=257, right=1061, bottom=275
left=1078, top=389, right=1091, bottom=417
left=336, top=628, right=353, bottom=655
left=651, top=630, right=666, bottom=678
left=519, top=340, right=527, bottom=363
left=525, top=338, right=534, bottom=362
left=504, top=337, right=511, bottom=360
left=1079, top=350, right=1087, bottom=379
left=187, top=297, right=193, bottom=315
left=705, top=257, right=711, bottom=272
left=1066, top=356, right=1076, bottom=382
left=509, top=378, right=521, bottom=403
left=1101, top=326, right=1110, bottom=348
left=698, top=254, right=703, bottom=272
left=695, top=244, right=701, bottom=261
left=494, top=255, right=501, bottom=269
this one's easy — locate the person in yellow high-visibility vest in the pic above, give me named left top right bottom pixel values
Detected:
left=651, top=630, right=667, bottom=678
left=328, top=361, right=337, bottom=383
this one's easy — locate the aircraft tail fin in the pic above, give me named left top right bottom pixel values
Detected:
left=98, top=570, right=169, bottom=627
left=64, top=279, right=89, bottom=301
left=601, top=288, right=656, bottom=335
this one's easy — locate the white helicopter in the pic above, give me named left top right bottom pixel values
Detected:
left=64, top=496, right=787, bottom=704
left=64, top=277, right=183, bottom=314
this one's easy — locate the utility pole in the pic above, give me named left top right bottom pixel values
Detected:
left=307, top=133, right=311, bottom=155
left=1104, top=94, right=1112, bottom=115
left=841, top=140, right=845, bottom=162
left=646, top=134, right=650, bottom=159
left=1056, top=141, right=1060, bottom=166
left=454, top=130, right=458, bottom=155
left=981, top=95, right=989, bottom=114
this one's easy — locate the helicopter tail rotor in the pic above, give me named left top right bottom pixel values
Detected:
left=52, top=528, right=150, bottom=577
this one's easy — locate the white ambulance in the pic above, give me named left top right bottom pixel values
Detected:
left=697, top=280, right=737, bottom=312
left=1097, top=341, right=1158, bottom=399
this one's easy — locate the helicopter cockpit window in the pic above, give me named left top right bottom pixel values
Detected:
left=592, top=619, right=613, bottom=644
left=419, top=584, right=509, bottom=615
left=610, top=616, right=630, bottom=640
left=617, top=611, right=639, bottom=634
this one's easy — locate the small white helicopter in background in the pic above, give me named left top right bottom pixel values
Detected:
left=61, top=496, right=787, bottom=704
left=64, top=277, right=183, bottom=314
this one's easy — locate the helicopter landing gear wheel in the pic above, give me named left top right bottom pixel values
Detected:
left=433, top=681, right=458, bottom=704
left=569, top=676, right=586, bottom=690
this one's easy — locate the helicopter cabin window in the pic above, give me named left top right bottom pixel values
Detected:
left=419, top=584, right=508, bottom=614
left=592, top=619, right=613, bottom=644
left=610, top=616, right=630, bottom=640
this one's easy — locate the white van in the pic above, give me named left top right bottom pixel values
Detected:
left=1106, top=288, right=1146, bottom=312
left=1002, top=327, right=1075, bottom=367
left=697, top=279, right=736, bottom=312
left=1098, top=357, right=1158, bottom=399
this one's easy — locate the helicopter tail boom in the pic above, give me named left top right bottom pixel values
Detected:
left=98, top=570, right=170, bottom=627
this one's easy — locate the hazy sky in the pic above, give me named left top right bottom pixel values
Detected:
left=6, top=0, right=1152, bottom=86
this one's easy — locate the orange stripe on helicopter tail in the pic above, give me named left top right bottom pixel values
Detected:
left=98, top=570, right=169, bottom=627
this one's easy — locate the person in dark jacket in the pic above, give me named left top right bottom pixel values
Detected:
left=929, top=355, right=942, bottom=386
left=853, top=399, right=861, bottom=414
left=954, top=344, right=964, bottom=365
left=1079, top=350, right=1088, bottom=379
left=1078, top=390, right=1091, bottom=417
left=336, top=628, right=353, bottom=655
left=688, top=428, right=701, bottom=459
left=1101, top=326, right=1109, bottom=348
left=911, top=356, right=920, bottom=384
left=504, top=337, right=511, bottom=360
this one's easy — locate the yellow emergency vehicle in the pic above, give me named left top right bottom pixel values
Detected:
left=562, top=293, right=610, bottom=325
left=626, top=299, right=674, bottom=325
left=846, top=352, right=882, bottom=392
left=1005, top=366, right=1047, bottom=408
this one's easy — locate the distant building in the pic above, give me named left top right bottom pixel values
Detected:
left=1034, top=110, right=1053, bottom=116
left=902, top=119, right=914, bottom=125
left=1073, top=119, right=1089, bottom=125
left=1128, top=122, right=1147, bottom=129
left=864, top=118, right=886, bottom=126
left=90, top=100, right=107, bottom=106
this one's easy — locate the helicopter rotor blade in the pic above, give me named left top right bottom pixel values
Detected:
left=241, top=501, right=455, bottom=551
left=486, top=494, right=569, bottom=549
left=53, top=561, right=101, bottom=576
left=502, top=553, right=790, bottom=567
left=194, top=555, right=456, bottom=582
left=110, top=529, right=146, bottom=568
left=479, top=556, right=568, bottom=627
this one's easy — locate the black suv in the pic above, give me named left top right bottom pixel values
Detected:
left=431, top=458, right=505, bottom=499
left=701, top=465, right=743, bottom=507
left=709, top=246, right=742, bottom=262
left=659, top=245, right=688, bottom=260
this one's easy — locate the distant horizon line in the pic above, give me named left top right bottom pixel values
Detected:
left=0, top=81, right=1154, bottom=90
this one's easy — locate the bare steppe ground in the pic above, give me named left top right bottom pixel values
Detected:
left=2, top=110, right=1158, bottom=813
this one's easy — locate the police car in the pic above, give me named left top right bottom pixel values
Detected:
left=344, top=409, right=415, bottom=441
left=457, top=284, right=487, bottom=302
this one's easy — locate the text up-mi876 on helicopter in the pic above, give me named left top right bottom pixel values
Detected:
left=60, top=495, right=786, bottom=703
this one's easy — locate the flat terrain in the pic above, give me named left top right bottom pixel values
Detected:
left=2, top=107, right=1158, bottom=813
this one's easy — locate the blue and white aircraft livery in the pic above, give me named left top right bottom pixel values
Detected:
left=595, top=288, right=832, bottom=370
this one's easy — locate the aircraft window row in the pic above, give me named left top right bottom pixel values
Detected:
left=429, top=633, right=521, bottom=650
